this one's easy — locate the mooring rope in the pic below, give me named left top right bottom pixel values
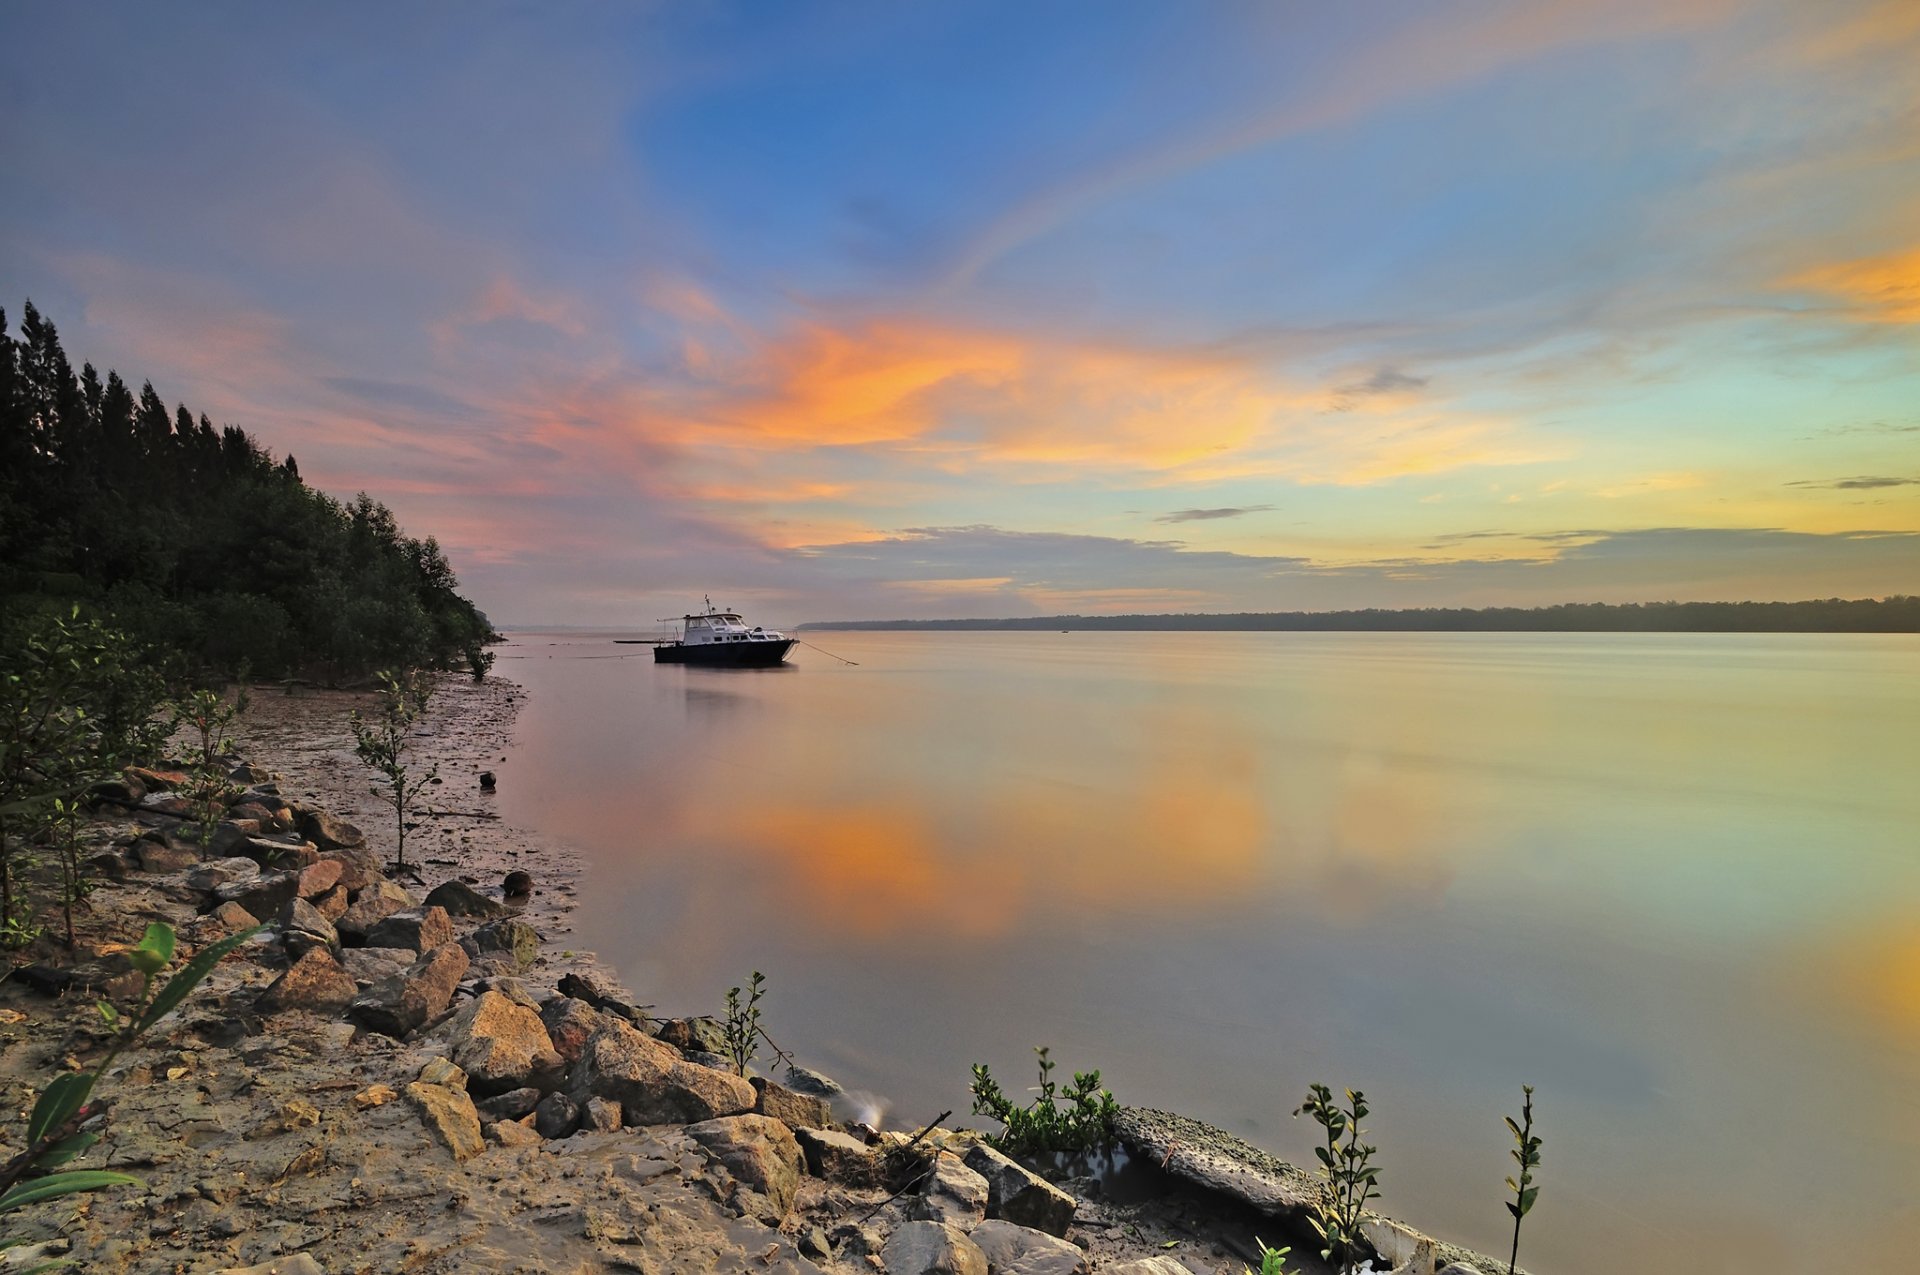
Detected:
left=796, top=638, right=859, bottom=665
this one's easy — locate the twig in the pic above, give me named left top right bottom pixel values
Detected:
left=406, top=808, right=500, bottom=821
left=857, top=1109, right=954, bottom=1223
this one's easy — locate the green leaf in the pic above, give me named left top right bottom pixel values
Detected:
left=1519, top=1185, right=1539, bottom=1214
left=126, top=922, right=175, bottom=976
left=133, top=925, right=261, bottom=1034
left=0, top=1170, right=140, bottom=1213
left=26, top=1072, right=96, bottom=1146
left=35, top=1131, right=100, bottom=1170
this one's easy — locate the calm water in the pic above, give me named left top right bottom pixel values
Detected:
left=492, top=631, right=1920, bottom=1273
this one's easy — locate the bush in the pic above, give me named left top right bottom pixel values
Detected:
left=969, top=1046, right=1119, bottom=1157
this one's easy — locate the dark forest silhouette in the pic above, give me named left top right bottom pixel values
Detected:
left=1, top=300, right=494, bottom=678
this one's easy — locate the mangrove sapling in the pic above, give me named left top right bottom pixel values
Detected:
left=969, top=1046, right=1120, bottom=1156
left=1504, top=1084, right=1542, bottom=1275
left=1242, top=1238, right=1292, bottom=1275
left=46, top=797, right=90, bottom=949
left=0, top=921, right=259, bottom=1256
left=721, top=971, right=767, bottom=1076
left=174, top=685, right=249, bottom=847
left=1294, top=1083, right=1382, bottom=1275
left=349, top=669, right=438, bottom=874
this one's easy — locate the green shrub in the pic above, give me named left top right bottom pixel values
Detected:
left=1504, top=1085, right=1542, bottom=1275
left=969, top=1046, right=1119, bottom=1156
left=1294, top=1083, right=1381, bottom=1275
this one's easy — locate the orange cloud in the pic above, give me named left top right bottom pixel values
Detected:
left=1787, top=245, right=1920, bottom=323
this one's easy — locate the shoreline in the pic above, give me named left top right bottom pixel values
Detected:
left=0, top=672, right=1514, bottom=1275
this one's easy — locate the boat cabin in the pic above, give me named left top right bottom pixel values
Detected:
left=680, top=612, right=783, bottom=645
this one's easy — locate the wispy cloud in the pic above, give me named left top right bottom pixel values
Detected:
left=1787, top=475, right=1920, bottom=490
left=1156, top=505, right=1276, bottom=524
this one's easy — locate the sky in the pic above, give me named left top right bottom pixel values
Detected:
left=2, top=0, right=1916, bottom=625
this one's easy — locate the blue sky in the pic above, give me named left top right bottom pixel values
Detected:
left=3, top=0, right=1916, bottom=622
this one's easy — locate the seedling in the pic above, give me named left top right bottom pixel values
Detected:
left=1504, top=1085, right=1542, bottom=1275
left=969, top=1046, right=1119, bottom=1156
left=1294, top=1083, right=1382, bottom=1275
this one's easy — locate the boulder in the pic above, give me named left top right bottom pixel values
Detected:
left=502, top=869, right=532, bottom=897
left=138, top=792, right=193, bottom=818
left=297, top=859, right=343, bottom=899
left=216, top=870, right=300, bottom=920
left=539, top=996, right=606, bottom=1064
left=362, top=905, right=452, bottom=954
left=794, top=1126, right=885, bottom=1189
left=257, top=948, right=357, bottom=1015
left=86, top=849, right=133, bottom=880
left=423, top=879, right=507, bottom=918
left=320, top=844, right=383, bottom=893
left=228, top=762, right=271, bottom=785
left=128, top=766, right=186, bottom=791
left=489, top=1118, right=543, bottom=1148
left=335, top=878, right=417, bottom=943
left=339, top=946, right=414, bottom=985
left=653, top=1016, right=727, bottom=1055
left=533, top=1091, right=579, bottom=1139
left=784, top=1065, right=845, bottom=1099
left=581, top=1096, right=622, bottom=1132
left=278, top=897, right=339, bottom=955
left=243, top=836, right=319, bottom=870
left=204, top=821, right=254, bottom=858
left=461, top=917, right=539, bottom=971
left=556, top=968, right=646, bottom=1023
left=571, top=1018, right=755, bottom=1125
left=684, top=1114, right=804, bottom=1217
left=135, top=838, right=201, bottom=873
left=406, top=1071, right=483, bottom=1162
left=90, top=776, right=145, bottom=806
left=908, top=1152, right=990, bottom=1227
left=296, top=807, right=365, bottom=850
left=751, top=1076, right=832, bottom=1129
left=879, top=1221, right=987, bottom=1275
left=1110, top=1107, right=1322, bottom=1225
left=476, top=1087, right=543, bottom=1122
left=961, top=1143, right=1076, bottom=1237
left=208, top=901, right=260, bottom=932
left=967, top=1220, right=1091, bottom=1275
left=348, top=942, right=469, bottom=1037
left=186, top=857, right=260, bottom=891
left=445, top=990, right=564, bottom=1095
left=310, top=883, right=350, bottom=922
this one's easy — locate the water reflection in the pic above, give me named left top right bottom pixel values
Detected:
left=496, top=630, right=1920, bottom=1274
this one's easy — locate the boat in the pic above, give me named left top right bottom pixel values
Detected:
left=653, top=599, right=796, bottom=667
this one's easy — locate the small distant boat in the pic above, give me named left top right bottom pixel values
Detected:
left=653, top=599, right=796, bottom=667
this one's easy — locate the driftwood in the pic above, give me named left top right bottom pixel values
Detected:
left=859, top=1109, right=954, bottom=1221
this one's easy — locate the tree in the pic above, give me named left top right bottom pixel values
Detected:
left=349, top=670, right=439, bottom=874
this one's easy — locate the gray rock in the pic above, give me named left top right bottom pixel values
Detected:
left=784, top=1064, right=845, bottom=1098
left=257, top=948, right=357, bottom=1015
left=320, top=844, right=383, bottom=893
left=556, top=967, right=646, bottom=1023
left=296, top=807, right=365, bottom=850
left=135, top=837, right=201, bottom=873
left=795, top=1125, right=885, bottom=1189
left=185, top=856, right=260, bottom=891
left=654, top=1015, right=728, bottom=1055
left=138, top=791, right=192, bottom=818
left=474, top=976, right=541, bottom=1010
left=208, top=900, right=260, bottom=932
left=907, top=1152, right=989, bottom=1226
left=296, top=858, right=343, bottom=899
left=335, top=877, right=417, bottom=943
left=216, top=870, right=300, bottom=921
left=1102, top=1261, right=1198, bottom=1275
left=1110, top=1107, right=1323, bottom=1224
left=476, top=1087, right=543, bottom=1122
left=423, top=879, right=507, bottom=918
left=879, top=1220, right=987, bottom=1275
left=362, top=905, right=452, bottom=954
left=278, top=896, right=339, bottom=955
left=406, top=1072, right=483, bottom=1162
left=581, top=1096, right=622, bottom=1132
left=967, top=1220, right=1090, bottom=1275
left=685, top=1114, right=804, bottom=1217
left=444, top=989, right=564, bottom=1095
left=339, top=946, right=414, bottom=985
left=571, top=1018, right=755, bottom=1125
left=347, top=942, right=469, bottom=1037
left=533, top=1091, right=579, bottom=1139
left=961, top=1143, right=1076, bottom=1237
left=242, top=835, right=318, bottom=870
left=310, top=883, right=350, bottom=922
left=89, top=777, right=144, bottom=806
left=751, top=1075, right=832, bottom=1129
left=539, top=996, right=606, bottom=1064
left=461, top=917, right=538, bottom=970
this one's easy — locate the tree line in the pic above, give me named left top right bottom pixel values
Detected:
left=802, top=597, right=1920, bottom=633
left=1, top=299, right=496, bottom=680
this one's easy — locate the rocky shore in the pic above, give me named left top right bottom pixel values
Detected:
left=0, top=676, right=1515, bottom=1275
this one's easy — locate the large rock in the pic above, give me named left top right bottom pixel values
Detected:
left=783, top=1065, right=844, bottom=1099
left=879, top=1221, right=987, bottom=1275
left=795, top=1126, right=885, bottom=1189
left=751, top=1076, right=832, bottom=1129
left=445, top=990, right=564, bottom=1095
left=1110, top=1107, right=1323, bottom=1224
left=297, top=807, right=365, bottom=850
left=539, top=996, right=606, bottom=1064
left=406, top=1062, right=482, bottom=1162
left=571, top=1018, right=755, bottom=1125
left=685, top=1114, right=804, bottom=1217
left=475, top=1087, right=543, bottom=1122
left=138, top=791, right=193, bottom=818
left=362, top=905, right=452, bottom=954
left=582, top=1096, right=622, bottom=1132
left=320, top=844, right=383, bottom=893
left=461, top=917, right=538, bottom=971
left=533, top=1091, right=579, bottom=1139
left=257, top=948, right=357, bottom=1014
left=242, top=835, right=319, bottom=870
left=208, top=900, right=260, bottom=933
left=135, top=838, right=201, bottom=873
left=423, top=879, right=507, bottom=918
left=908, top=1152, right=990, bottom=1226
left=961, top=1143, right=1076, bottom=1237
left=310, top=883, right=350, bottom=922
left=967, top=1220, right=1090, bottom=1275
left=215, top=870, right=300, bottom=920
left=556, top=968, right=646, bottom=1023
left=348, top=942, right=469, bottom=1037
left=278, top=896, right=339, bottom=955
left=296, top=859, right=343, bottom=899
left=654, top=1016, right=727, bottom=1055
left=339, top=946, right=413, bottom=985
left=185, top=856, right=260, bottom=891
left=335, top=878, right=417, bottom=942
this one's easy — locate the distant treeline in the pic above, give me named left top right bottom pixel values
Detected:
left=802, top=597, right=1920, bottom=633
left=1, top=300, right=496, bottom=679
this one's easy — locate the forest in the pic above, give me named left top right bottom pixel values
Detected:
left=0, top=300, right=495, bottom=680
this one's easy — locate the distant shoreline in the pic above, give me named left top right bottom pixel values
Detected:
left=800, top=596, right=1919, bottom=633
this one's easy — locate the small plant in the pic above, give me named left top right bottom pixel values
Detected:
left=349, top=670, right=438, bottom=872
left=1504, top=1085, right=1541, bottom=1275
left=45, top=797, right=91, bottom=949
left=969, top=1046, right=1119, bottom=1157
left=1294, top=1084, right=1381, bottom=1275
left=173, top=684, right=249, bottom=847
left=0, top=921, right=258, bottom=1258
left=722, top=971, right=767, bottom=1077
left=463, top=641, right=495, bottom=682
left=1243, top=1238, right=1292, bottom=1274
